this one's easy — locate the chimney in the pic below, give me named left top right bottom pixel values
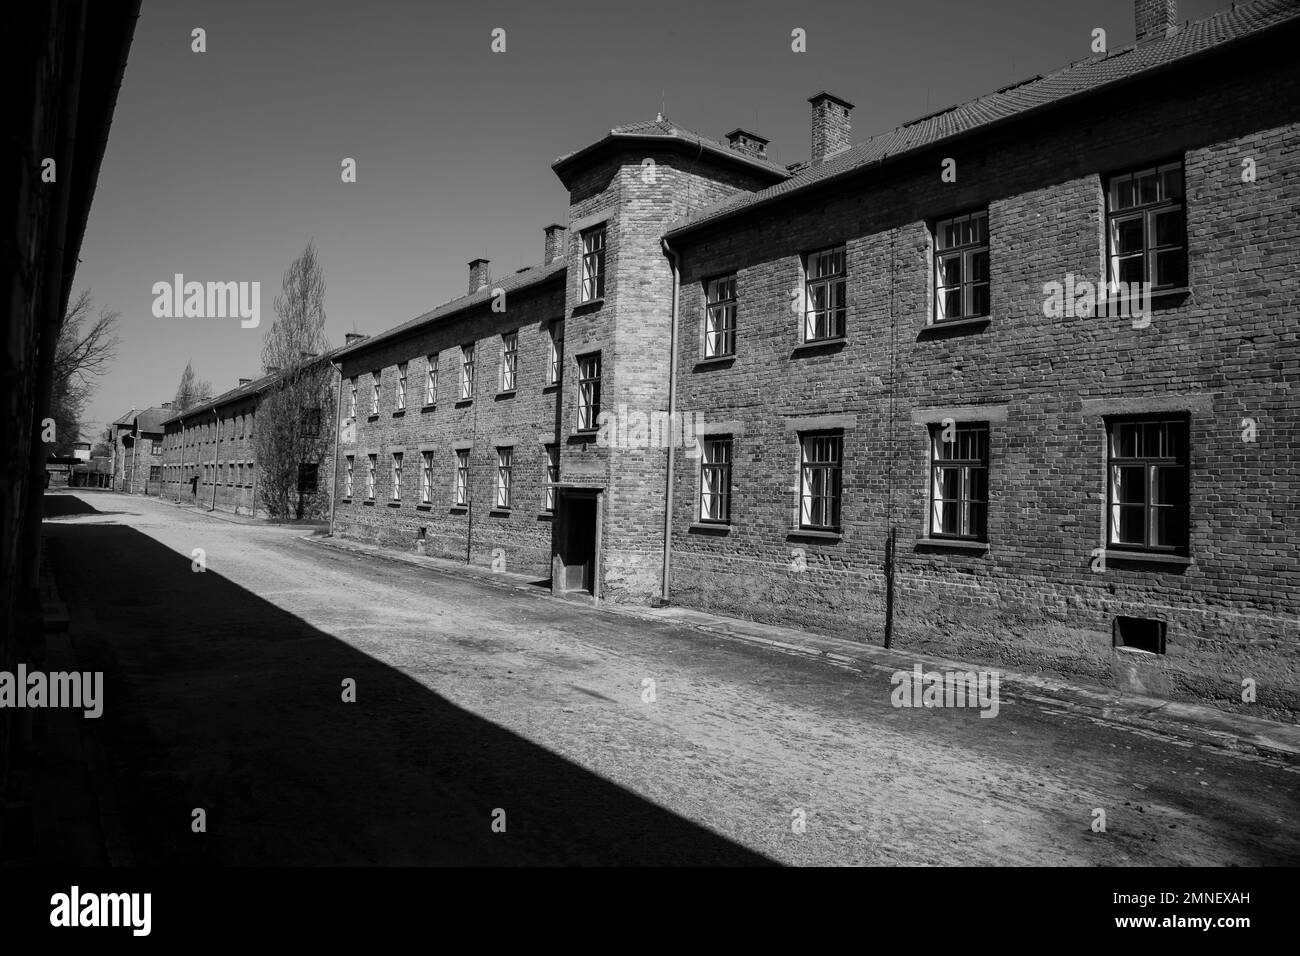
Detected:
left=1135, top=0, right=1176, bottom=42
left=543, top=224, right=567, bottom=266
left=267, top=366, right=281, bottom=374
left=725, top=128, right=769, bottom=160
left=161, top=402, right=172, bottom=409
left=809, top=92, right=854, bottom=166
left=468, top=258, right=491, bottom=295
left=345, top=332, right=366, bottom=345
left=239, top=378, right=252, bottom=387
left=300, top=350, right=318, bottom=362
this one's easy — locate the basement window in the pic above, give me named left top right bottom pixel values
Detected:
left=1113, top=616, right=1166, bottom=655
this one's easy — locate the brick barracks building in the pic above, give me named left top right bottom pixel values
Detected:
left=158, top=350, right=345, bottom=519
left=331, top=0, right=1300, bottom=717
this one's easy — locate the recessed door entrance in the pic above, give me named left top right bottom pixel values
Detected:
left=554, top=489, right=600, bottom=596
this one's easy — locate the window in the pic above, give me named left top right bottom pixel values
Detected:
left=934, top=210, right=990, bottom=322
left=421, top=451, right=433, bottom=503
left=804, top=245, right=846, bottom=341
left=1106, top=416, right=1189, bottom=553
left=396, top=363, right=407, bottom=411
left=1106, top=161, right=1186, bottom=290
left=929, top=423, right=989, bottom=540
left=500, top=332, right=517, bottom=392
left=391, top=453, right=403, bottom=501
left=425, top=354, right=438, bottom=406
left=799, top=432, right=842, bottom=530
left=236, top=463, right=243, bottom=486
left=496, top=447, right=512, bottom=509
left=705, top=275, right=737, bottom=358
left=581, top=225, right=606, bottom=301
left=544, top=444, right=559, bottom=512
left=577, top=353, right=601, bottom=431
left=302, top=407, right=322, bottom=437
left=460, top=344, right=475, bottom=401
left=248, top=461, right=255, bottom=486
left=298, top=463, right=318, bottom=495
left=547, top=321, right=564, bottom=385
left=248, top=411, right=254, bottom=439
left=344, top=455, right=354, bottom=497
left=699, top=438, right=733, bottom=523
left=454, top=450, right=470, bottom=506
left=370, top=373, right=380, bottom=415
left=348, top=378, right=357, bottom=418
left=366, top=455, right=376, bottom=500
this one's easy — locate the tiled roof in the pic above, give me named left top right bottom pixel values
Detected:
left=134, top=406, right=172, bottom=434
left=553, top=118, right=792, bottom=181
left=162, top=344, right=351, bottom=425
left=666, top=0, right=1300, bottom=237
left=111, top=409, right=137, bottom=427
left=333, top=258, right=568, bottom=361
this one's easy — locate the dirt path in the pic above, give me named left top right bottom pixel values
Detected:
left=43, top=491, right=1300, bottom=865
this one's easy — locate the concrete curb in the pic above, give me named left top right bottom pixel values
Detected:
left=306, top=533, right=1300, bottom=768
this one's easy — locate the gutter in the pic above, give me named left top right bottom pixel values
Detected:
left=659, top=237, right=681, bottom=604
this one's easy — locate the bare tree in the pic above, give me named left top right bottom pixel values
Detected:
left=254, top=242, right=332, bottom=519
left=173, top=360, right=214, bottom=413
left=49, top=290, right=120, bottom=454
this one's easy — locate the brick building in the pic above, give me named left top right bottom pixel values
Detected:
left=331, top=0, right=1300, bottom=718
left=110, top=404, right=170, bottom=495
left=160, top=352, right=342, bottom=519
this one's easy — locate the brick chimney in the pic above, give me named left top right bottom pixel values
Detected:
left=238, top=378, right=252, bottom=386
left=300, top=351, right=318, bottom=362
left=160, top=402, right=172, bottom=409
left=1135, top=0, right=1176, bottom=42
left=543, top=224, right=567, bottom=266
left=345, top=332, right=366, bottom=345
left=809, top=92, right=854, bottom=166
left=725, top=128, right=769, bottom=160
left=468, top=258, right=491, bottom=295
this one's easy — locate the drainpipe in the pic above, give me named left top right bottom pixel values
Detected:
left=660, top=236, right=681, bottom=604
left=249, top=405, right=258, bottom=518
left=177, top=416, right=185, bottom=499
left=209, top=408, right=220, bottom=511
left=328, top=360, right=343, bottom=536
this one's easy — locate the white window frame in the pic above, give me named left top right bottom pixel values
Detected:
left=460, top=345, right=475, bottom=401
left=500, top=332, right=517, bottom=392
left=425, top=354, right=438, bottom=406
left=495, top=447, right=512, bottom=509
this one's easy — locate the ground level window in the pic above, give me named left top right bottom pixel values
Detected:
left=1107, top=416, right=1189, bottom=553
left=799, top=432, right=842, bottom=530
left=699, top=437, right=732, bottom=523
left=929, top=422, right=989, bottom=540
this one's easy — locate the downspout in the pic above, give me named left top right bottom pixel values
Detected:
left=660, top=236, right=681, bottom=605
left=328, top=360, right=343, bottom=536
left=466, top=352, right=478, bottom=566
left=249, top=403, right=258, bottom=518
left=209, top=408, right=220, bottom=511
left=177, top=415, right=185, bottom=499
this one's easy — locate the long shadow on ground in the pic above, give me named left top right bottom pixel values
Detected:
left=45, top=519, right=773, bottom=865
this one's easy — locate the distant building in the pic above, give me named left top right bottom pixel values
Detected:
left=110, top=405, right=172, bottom=495
left=160, top=351, right=345, bottom=519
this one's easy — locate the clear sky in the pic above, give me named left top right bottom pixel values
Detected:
left=74, top=0, right=1225, bottom=436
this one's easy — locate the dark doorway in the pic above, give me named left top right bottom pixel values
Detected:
left=556, top=492, right=598, bottom=594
